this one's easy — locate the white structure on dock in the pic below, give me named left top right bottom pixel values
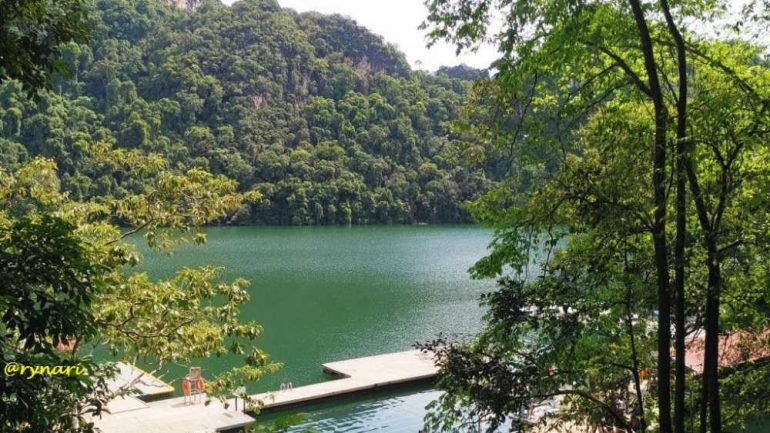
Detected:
left=92, top=350, right=438, bottom=433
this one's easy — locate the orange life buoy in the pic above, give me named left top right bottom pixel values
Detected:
left=182, top=379, right=191, bottom=395
left=195, top=378, right=204, bottom=392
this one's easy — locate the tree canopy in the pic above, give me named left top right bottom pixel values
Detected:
left=0, top=0, right=91, bottom=93
left=0, top=0, right=499, bottom=226
left=0, top=151, right=279, bottom=431
left=419, top=1, right=770, bottom=432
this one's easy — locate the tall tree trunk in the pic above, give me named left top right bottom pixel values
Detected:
left=684, top=160, right=724, bottom=433
left=683, top=141, right=725, bottom=433
left=653, top=137, right=674, bottom=433
left=683, top=168, right=724, bottom=433
left=627, top=2, right=673, bottom=432
left=660, top=0, right=689, bottom=433
left=659, top=1, right=689, bottom=430
left=674, top=143, right=688, bottom=433
left=705, top=258, right=722, bottom=433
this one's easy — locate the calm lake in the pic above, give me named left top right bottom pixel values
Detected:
left=137, top=225, right=496, bottom=393
left=134, top=226, right=769, bottom=432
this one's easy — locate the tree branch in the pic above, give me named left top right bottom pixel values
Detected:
left=580, top=40, right=653, bottom=98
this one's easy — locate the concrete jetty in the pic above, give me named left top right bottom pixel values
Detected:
left=92, top=350, right=437, bottom=433
left=250, top=349, right=437, bottom=413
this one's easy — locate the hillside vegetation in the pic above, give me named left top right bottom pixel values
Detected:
left=0, top=0, right=498, bottom=225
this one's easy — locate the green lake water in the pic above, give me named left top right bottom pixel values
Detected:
left=136, top=225, right=496, bottom=393
left=131, top=225, right=769, bottom=432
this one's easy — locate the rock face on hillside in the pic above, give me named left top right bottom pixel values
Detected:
left=0, top=0, right=497, bottom=225
left=167, top=0, right=200, bottom=11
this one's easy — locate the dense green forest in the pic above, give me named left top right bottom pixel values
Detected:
left=0, top=0, right=498, bottom=225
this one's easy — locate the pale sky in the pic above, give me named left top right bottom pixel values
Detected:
left=219, top=0, right=766, bottom=71
left=221, top=0, right=499, bottom=71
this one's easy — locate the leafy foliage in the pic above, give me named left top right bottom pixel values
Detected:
left=0, top=0, right=91, bottom=93
left=0, top=154, right=278, bottom=429
left=0, top=0, right=498, bottom=225
left=0, top=215, right=115, bottom=433
left=419, top=1, right=770, bottom=432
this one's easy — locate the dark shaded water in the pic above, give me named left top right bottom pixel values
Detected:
left=258, top=386, right=441, bottom=432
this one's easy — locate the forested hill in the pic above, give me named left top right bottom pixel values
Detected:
left=0, top=0, right=498, bottom=225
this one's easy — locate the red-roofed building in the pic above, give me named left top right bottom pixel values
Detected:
left=55, top=339, right=77, bottom=352
left=681, top=329, right=770, bottom=374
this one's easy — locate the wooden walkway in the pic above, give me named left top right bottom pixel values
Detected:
left=249, top=350, right=437, bottom=412
left=94, top=394, right=255, bottom=433
left=92, top=350, right=437, bottom=433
